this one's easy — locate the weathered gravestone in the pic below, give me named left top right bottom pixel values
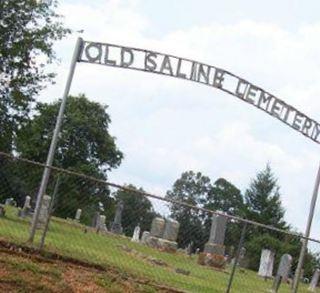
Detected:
left=198, top=214, right=227, bottom=268
left=231, top=247, right=247, bottom=268
left=131, top=225, right=141, bottom=242
left=18, top=195, right=31, bottom=218
left=143, top=217, right=180, bottom=252
left=309, top=268, right=320, bottom=292
left=239, top=247, right=247, bottom=267
left=158, top=219, right=180, bottom=252
left=75, top=208, right=82, bottom=222
left=111, top=201, right=123, bottom=234
left=150, top=217, right=165, bottom=238
left=163, top=219, right=180, bottom=241
left=271, top=254, right=292, bottom=292
left=96, top=215, right=108, bottom=233
left=141, top=231, right=150, bottom=244
left=34, top=195, right=51, bottom=229
left=258, top=249, right=275, bottom=279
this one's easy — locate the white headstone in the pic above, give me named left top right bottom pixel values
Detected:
left=97, top=215, right=107, bottom=232
left=258, top=249, right=275, bottom=278
left=19, top=195, right=32, bottom=218
left=141, top=231, right=150, bottom=244
left=23, top=196, right=31, bottom=209
left=309, top=269, right=320, bottom=291
left=131, top=226, right=141, bottom=242
left=75, top=209, right=82, bottom=221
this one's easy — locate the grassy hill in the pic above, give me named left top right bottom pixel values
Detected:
left=0, top=206, right=315, bottom=292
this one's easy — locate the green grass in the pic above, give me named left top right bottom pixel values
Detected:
left=0, top=206, right=316, bottom=293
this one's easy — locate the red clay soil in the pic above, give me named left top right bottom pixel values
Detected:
left=0, top=240, right=184, bottom=293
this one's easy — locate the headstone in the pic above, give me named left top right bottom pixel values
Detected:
left=271, top=254, right=293, bottom=292
left=141, top=231, right=150, bottom=244
left=111, top=201, right=123, bottom=234
left=97, top=215, right=108, bottom=233
left=150, top=217, right=165, bottom=238
left=198, top=214, right=227, bottom=268
left=231, top=247, right=247, bottom=268
left=36, top=195, right=51, bottom=228
left=143, top=218, right=180, bottom=253
left=19, top=195, right=32, bottom=218
left=75, top=208, right=82, bottom=222
left=204, top=214, right=227, bottom=255
left=277, top=254, right=292, bottom=281
left=163, top=219, right=180, bottom=242
left=258, top=249, right=275, bottom=278
left=131, top=225, right=141, bottom=242
left=309, top=268, right=320, bottom=291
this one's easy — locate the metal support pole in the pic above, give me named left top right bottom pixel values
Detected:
left=39, top=175, right=60, bottom=250
left=28, top=37, right=83, bottom=243
left=226, top=222, right=247, bottom=293
left=292, top=162, right=320, bottom=292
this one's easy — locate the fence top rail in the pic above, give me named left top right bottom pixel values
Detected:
left=1, top=150, right=318, bottom=244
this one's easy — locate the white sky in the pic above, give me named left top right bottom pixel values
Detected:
left=39, top=0, right=320, bottom=243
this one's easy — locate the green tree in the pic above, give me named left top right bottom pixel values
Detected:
left=244, top=164, right=286, bottom=229
left=165, top=171, right=212, bottom=250
left=113, top=185, right=158, bottom=237
left=13, top=95, right=123, bottom=218
left=0, top=0, right=70, bottom=153
left=243, top=165, right=291, bottom=270
left=205, top=178, right=244, bottom=216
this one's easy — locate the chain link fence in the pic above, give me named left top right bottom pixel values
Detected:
left=0, top=151, right=320, bottom=292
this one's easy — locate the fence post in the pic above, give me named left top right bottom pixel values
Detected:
left=292, top=162, right=320, bottom=293
left=39, top=175, right=61, bottom=250
left=226, top=222, right=247, bottom=293
left=28, top=37, right=83, bottom=243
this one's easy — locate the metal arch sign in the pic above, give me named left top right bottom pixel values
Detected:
left=79, top=40, right=320, bottom=144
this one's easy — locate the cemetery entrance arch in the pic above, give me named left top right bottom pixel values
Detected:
left=30, top=38, right=320, bottom=293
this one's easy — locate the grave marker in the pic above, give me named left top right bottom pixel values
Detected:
left=309, top=268, right=320, bottom=292
left=131, top=225, right=141, bottom=242
left=75, top=208, right=82, bottom=222
left=258, top=249, right=275, bottom=278
left=198, top=214, right=228, bottom=268
left=111, top=201, right=123, bottom=234
left=271, top=254, right=292, bottom=292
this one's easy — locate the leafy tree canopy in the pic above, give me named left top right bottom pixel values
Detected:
left=0, top=0, right=70, bottom=153
left=205, top=178, right=244, bottom=216
left=166, top=171, right=212, bottom=249
left=16, top=94, right=123, bottom=177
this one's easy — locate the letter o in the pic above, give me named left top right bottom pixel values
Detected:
left=85, top=42, right=102, bottom=63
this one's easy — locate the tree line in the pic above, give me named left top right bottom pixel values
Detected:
left=165, top=168, right=320, bottom=277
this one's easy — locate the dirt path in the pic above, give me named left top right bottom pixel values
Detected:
left=0, top=240, right=183, bottom=293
